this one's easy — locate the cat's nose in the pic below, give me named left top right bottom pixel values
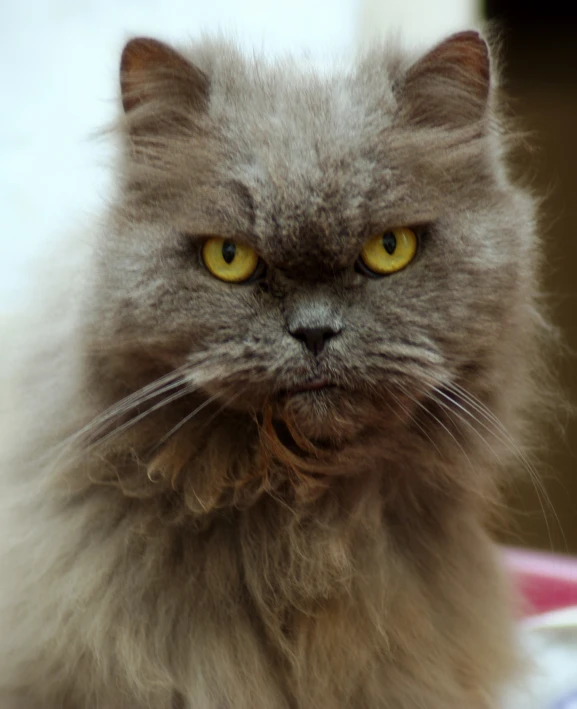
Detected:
left=289, top=325, right=341, bottom=356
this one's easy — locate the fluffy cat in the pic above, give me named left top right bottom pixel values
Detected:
left=0, top=30, right=547, bottom=709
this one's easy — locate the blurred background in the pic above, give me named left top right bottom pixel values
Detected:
left=0, top=0, right=574, bottom=552
left=483, top=0, right=577, bottom=555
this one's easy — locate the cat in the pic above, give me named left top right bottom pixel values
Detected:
left=0, top=29, right=548, bottom=709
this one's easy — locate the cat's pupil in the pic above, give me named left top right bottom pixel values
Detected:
left=382, top=232, right=396, bottom=255
left=222, top=242, right=236, bottom=264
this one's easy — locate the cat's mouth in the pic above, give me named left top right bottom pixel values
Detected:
left=282, top=378, right=336, bottom=396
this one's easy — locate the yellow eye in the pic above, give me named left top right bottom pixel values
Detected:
left=202, top=237, right=260, bottom=283
left=359, top=228, right=418, bottom=276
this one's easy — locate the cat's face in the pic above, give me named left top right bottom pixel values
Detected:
left=93, top=34, right=534, bottom=444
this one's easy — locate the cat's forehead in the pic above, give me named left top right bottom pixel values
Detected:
left=238, top=144, right=381, bottom=271
left=232, top=147, right=382, bottom=272
left=206, top=61, right=398, bottom=270
left=162, top=41, right=489, bottom=271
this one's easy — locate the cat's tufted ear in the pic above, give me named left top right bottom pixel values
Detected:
left=120, top=37, right=209, bottom=125
left=401, top=31, right=490, bottom=128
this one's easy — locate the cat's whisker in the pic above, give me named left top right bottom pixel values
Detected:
left=424, top=378, right=567, bottom=548
left=395, top=381, right=476, bottom=475
left=50, top=358, right=220, bottom=466
left=382, top=385, right=446, bottom=462
left=85, top=378, right=187, bottom=441
left=198, top=387, right=251, bottom=431
left=83, top=360, right=255, bottom=455
left=429, top=389, right=508, bottom=463
left=149, top=389, right=234, bottom=453
left=429, top=382, right=566, bottom=551
left=51, top=369, right=190, bottom=457
left=403, top=379, right=551, bottom=535
left=431, top=383, right=552, bottom=491
left=431, top=394, right=556, bottom=551
left=91, top=385, right=195, bottom=450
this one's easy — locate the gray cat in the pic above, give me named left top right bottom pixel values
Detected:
left=0, top=30, right=548, bottom=708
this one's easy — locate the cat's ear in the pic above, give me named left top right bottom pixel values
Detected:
left=120, top=37, right=209, bottom=125
left=401, top=31, right=490, bottom=128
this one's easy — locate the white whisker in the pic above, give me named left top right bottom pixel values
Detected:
left=386, top=387, right=446, bottom=462
left=93, top=385, right=193, bottom=450
left=150, top=390, right=228, bottom=452
left=424, top=380, right=565, bottom=551
left=395, top=381, right=475, bottom=475
left=49, top=371, right=189, bottom=461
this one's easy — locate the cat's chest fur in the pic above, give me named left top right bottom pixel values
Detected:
left=23, top=442, right=513, bottom=709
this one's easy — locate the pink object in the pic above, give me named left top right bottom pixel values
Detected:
left=505, top=547, right=577, bottom=617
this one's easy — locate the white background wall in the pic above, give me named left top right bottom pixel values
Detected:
left=0, top=0, right=477, bottom=310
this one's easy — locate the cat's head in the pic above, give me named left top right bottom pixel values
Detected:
left=91, top=32, right=537, bottom=456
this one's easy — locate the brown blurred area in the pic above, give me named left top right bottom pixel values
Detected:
left=485, top=2, right=577, bottom=553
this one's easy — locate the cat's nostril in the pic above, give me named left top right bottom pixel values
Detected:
left=289, top=326, right=341, bottom=356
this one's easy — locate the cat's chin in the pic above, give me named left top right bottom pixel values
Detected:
left=274, top=388, right=372, bottom=442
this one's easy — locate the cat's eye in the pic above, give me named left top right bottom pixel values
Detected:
left=202, top=237, right=264, bottom=283
left=356, top=228, right=418, bottom=276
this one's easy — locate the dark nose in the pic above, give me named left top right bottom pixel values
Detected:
left=289, top=325, right=341, bottom=356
